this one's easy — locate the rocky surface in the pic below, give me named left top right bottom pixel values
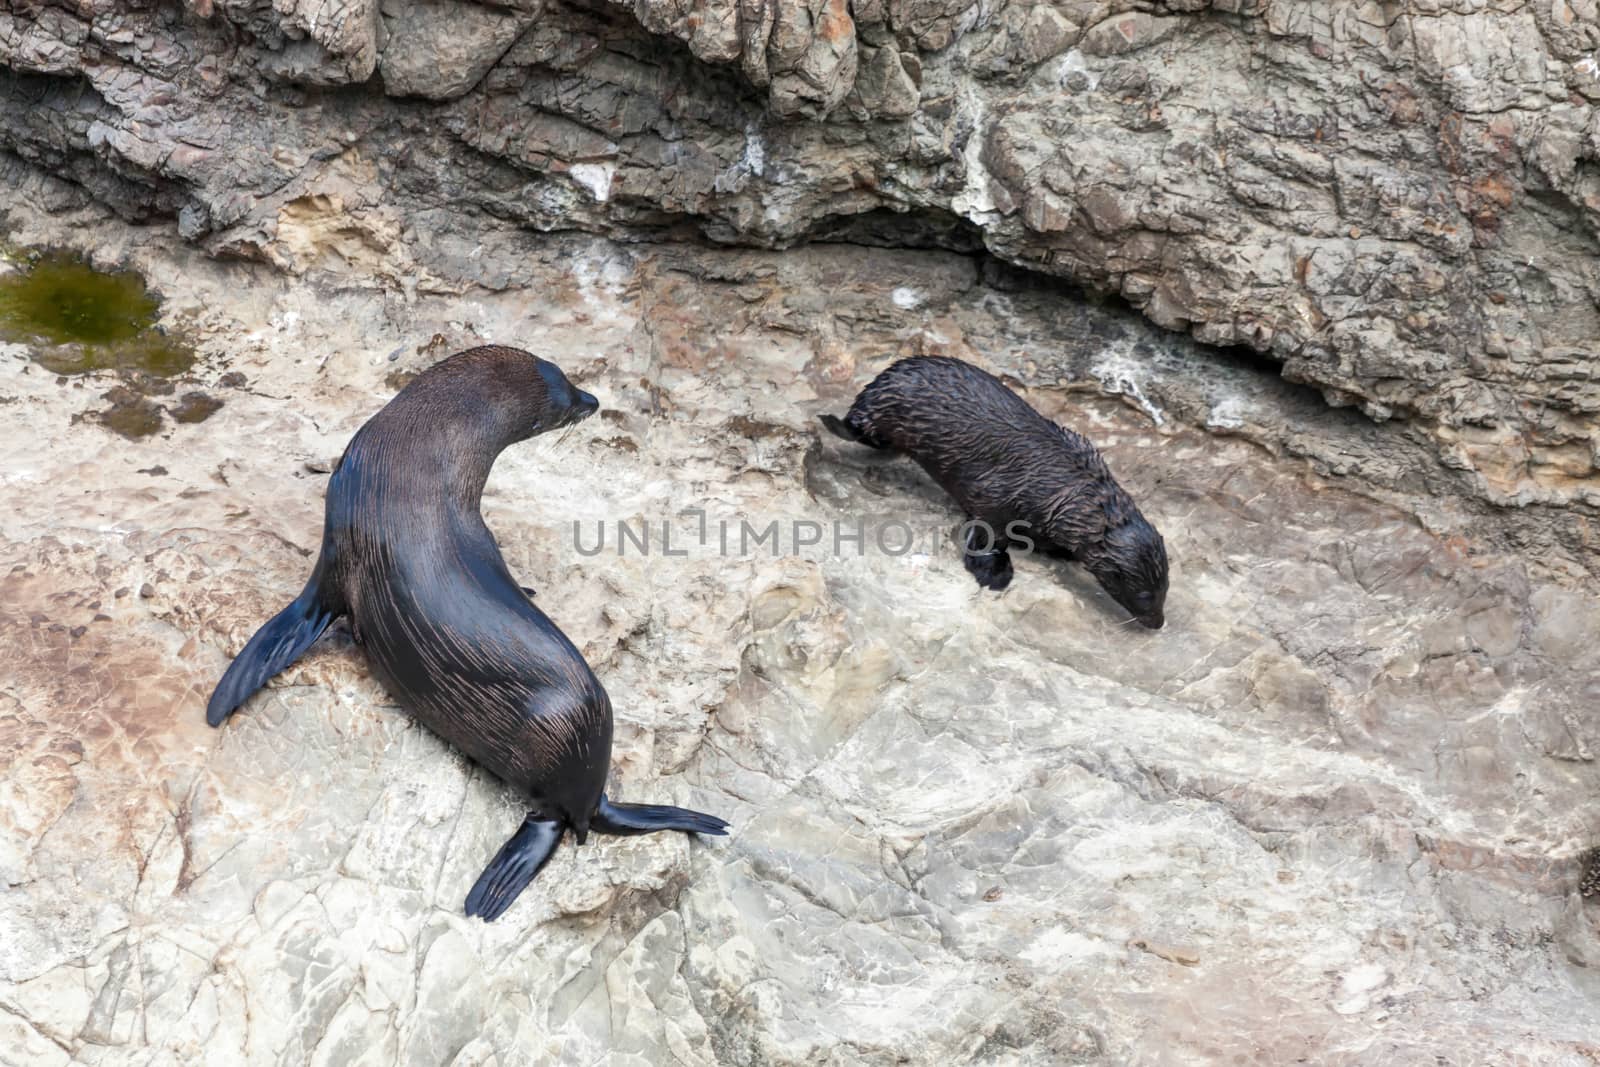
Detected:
left=2, top=0, right=1599, bottom=574
left=3, top=177, right=1600, bottom=1064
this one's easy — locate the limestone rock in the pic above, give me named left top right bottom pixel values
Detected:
left=1, top=0, right=1597, bottom=560
left=1, top=179, right=1598, bottom=1063
left=379, top=0, right=536, bottom=100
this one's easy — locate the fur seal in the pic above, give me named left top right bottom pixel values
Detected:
left=206, top=345, right=729, bottom=921
left=821, top=355, right=1169, bottom=628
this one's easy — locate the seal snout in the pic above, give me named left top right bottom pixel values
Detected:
left=547, top=388, right=599, bottom=431
left=1137, top=613, right=1165, bottom=630
left=558, top=388, right=599, bottom=428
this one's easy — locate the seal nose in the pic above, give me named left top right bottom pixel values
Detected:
left=575, top=390, right=599, bottom=418
left=1139, top=613, right=1165, bottom=630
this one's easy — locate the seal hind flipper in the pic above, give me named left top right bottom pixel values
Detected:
left=819, top=413, right=889, bottom=450
left=590, top=794, right=730, bottom=837
left=205, top=578, right=341, bottom=728
left=464, top=814, right=564, bottom=922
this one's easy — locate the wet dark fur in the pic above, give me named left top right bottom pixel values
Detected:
left=206, top=346, right=728, bottom=921
left=822, top=356, right=1169, bottom=628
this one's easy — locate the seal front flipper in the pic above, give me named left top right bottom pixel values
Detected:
left=205, top=572, right=343, bottom=728
left=464, top=813, right=564, bottom=922
left=590, top=794, right=730, bottom=837
left=962, top=524, right=1014, bottom=592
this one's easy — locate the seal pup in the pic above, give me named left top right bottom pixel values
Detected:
left=821, top=355, right=1168, bottom=628
left=206, top=345, right=729, bottom=921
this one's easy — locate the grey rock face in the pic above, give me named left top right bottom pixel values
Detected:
left=378, top=0, right=536, bottom=100
left=2, top=177, right=1600, bottom=1064
left=1, top=0, right=1597, bottom=569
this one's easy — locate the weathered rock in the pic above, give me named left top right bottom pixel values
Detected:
left=2, top=176, right=1599, bottom=1064
left=378, top=0, right=536, bottom=100
left=228, top=0, right=385, bottom=85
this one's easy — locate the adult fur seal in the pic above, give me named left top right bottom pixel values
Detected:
left=206, top=345, right=729, bottom=921
left=821, top=355, right=1168, bottom=628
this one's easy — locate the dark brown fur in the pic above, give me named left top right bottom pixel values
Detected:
left=822, top=355, right=1169, bottom=628
left=206, top=346, right=727, bottom=921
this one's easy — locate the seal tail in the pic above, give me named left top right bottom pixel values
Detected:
left=590, top=794, right=730, bottom=837
left=205, top=581, right=339, bottom=728
left=464, top=814, right=564, bottom=922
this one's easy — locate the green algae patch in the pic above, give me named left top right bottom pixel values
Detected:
left=0, top=246, right=211, bottom=438
left=0, top=251, right=195, bottom=376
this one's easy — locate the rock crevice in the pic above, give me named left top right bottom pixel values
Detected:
left=1, top=0, right=1597, bottom=548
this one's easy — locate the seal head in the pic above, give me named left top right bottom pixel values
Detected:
left=1078, top=513, right=1167, bottom=629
